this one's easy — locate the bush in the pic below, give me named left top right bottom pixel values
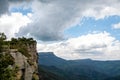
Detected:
left=18, top=46, right=31, bottom=58
left=0, top=53, right=15, bottom=80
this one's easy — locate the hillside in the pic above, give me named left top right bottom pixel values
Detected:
left=39, top=52, right=67, bottom=68
left=38, top=52, right=120, bottom=80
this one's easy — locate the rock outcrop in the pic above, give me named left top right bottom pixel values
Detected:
left=9, top=42, right=39, bottom=80
left=0, top=33, right=39, bottom=80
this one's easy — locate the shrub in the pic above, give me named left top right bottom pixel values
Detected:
left=18, top=46, right=31, bottom=58
left=0, top=53, right=15, bottom=80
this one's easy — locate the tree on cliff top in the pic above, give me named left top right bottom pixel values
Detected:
left=0, top=33, right=6, bottom=41
left=0, top=33, right=7, bottom=52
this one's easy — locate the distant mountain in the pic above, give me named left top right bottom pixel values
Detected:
left=39, top=52, right=67, bottom=68
left=68, top=59, right=120, bottom=76
left=38, top=52, right=120, bottom=80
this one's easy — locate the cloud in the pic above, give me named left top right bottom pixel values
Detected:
left=0, top=0, right=32, bottom=39
left=1, top=0, right=120, bottom=60
left=0, top=0, right=9, bottom=16
left=37, top=32, right=120, bottom=60
left=0, top=0, right=120, bottom=41
left=112, top=22, right=120, bottom=29
left=17, top=0, right=83, bottom=41
left=0, top=0, right=31, bottom=16
left=0, top=13, right=31, bottom=39
left=16, top=0, right=120, bottom=41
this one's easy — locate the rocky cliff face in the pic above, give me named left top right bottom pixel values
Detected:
left=10, top=42, right=39, bottom=80
left=0, top=37, right=40, bottom=80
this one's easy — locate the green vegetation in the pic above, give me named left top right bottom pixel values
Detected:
left=0, top=33, right=6, bottom=41
left=18, top=46, right=30, bottom=57
left=39, top=52, right=120, bottom=80
left=39, top=66, right=66, bottom=80
left=0, top=53, right=15, bottom=80
left=10, top=37, right=36, bottom=57
left=0, top=33, right=7, bottom=52
left=0, top=40, right=3, bottom=52
left=0, top=32, right=36, bottom=80
left=32, top=73, right=39, bottom=80
left=0, top=33, right=15, bottom=80
left=0, top=32, right=36, bottom=57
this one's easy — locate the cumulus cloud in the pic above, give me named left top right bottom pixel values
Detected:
left=37, top=32, right=120, bottom=60
left=17, top=0, right=83, bottom=41
left=16, top=0, right=120, bottom=41
left=0, top=0, right=32, bottom=39
left=112, top=22, right=120, bottom=29
left=1, top=0, right=120, bottom=41
left=0, top=13, right=31, bottom=39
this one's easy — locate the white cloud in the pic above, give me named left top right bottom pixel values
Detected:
left=16, top=0, right=120, bottom=41
left=0, top=0, right=120, bottom=41
left=112, top=22, right=120, bottom=29
left=0, top=13, right=31, bottom=39
left=83, top=6, right=120, bottom=20
left=37, top=32, right=120, bottom=60
left=0, top=0, right=120, bottom=60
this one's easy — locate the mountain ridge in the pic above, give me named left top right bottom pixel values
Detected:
left=38, top=52, right=120, bottom=80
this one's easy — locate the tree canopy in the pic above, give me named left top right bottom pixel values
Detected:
left=0, top=33, right=6, bottom=41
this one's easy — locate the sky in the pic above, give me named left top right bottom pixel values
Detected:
left=0, top=0, right=120, bottom=60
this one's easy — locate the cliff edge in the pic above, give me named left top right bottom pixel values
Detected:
left=10, top=41, right=39, bottom=80
left=0, top=35, right=39, bottom=80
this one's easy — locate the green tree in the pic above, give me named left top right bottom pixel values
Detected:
left=0, top=33, right=7, bottom=52
left=0, top=33, right=6, bottom=41
left=0, top=41, right=2, bottom=52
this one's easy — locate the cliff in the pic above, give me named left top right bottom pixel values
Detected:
left=0, top=37, right=39, bottom=80
left=10, top=43, right=39, bottom=80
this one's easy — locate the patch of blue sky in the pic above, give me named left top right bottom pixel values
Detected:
left=65, top=15, right=120, bottom=40
left=10, top=7, right=32, bottom=15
